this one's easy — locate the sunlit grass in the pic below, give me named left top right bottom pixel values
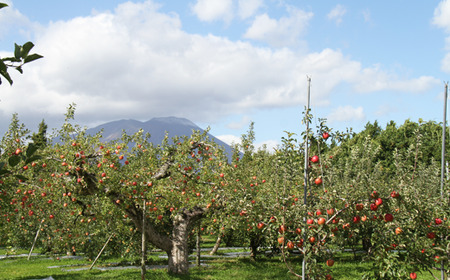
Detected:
left=0, top=247, right=444, bottom=279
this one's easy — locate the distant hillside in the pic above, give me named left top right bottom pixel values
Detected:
left=85, top=116, right=234, bottom=156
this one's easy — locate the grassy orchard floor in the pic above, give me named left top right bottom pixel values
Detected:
left=0, top=248, right=443, bottom=280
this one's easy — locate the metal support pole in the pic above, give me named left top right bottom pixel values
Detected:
left=141, top=199, right=146, bottom=280
left=302, top=76, right=311, bottom=279
left=440, top=83, right=448, bottom=280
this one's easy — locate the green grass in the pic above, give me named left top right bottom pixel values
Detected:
left=0, top=250, right=445, bottom=279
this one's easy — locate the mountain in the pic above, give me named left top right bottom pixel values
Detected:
left=85, top=117, right=234, bottom=156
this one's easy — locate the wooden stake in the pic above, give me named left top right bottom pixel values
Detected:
left=28, top=219, right=43, bottom=260
left=89, top=233, right=114, bottom=270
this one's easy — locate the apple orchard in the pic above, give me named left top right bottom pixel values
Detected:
left=0, top=106, right=449, bottom=279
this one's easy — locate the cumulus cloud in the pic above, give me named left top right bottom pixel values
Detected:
left=0, top=0, right=36, bottom=39
left=243, top=6, right=313, bottom=48
left=327, top=4, right=346, bottom=25
left=0, top=0, right=440, bottom=135
left=432, top=0, right=450, bottom=32
left=433, top=0, right=450, bottom=73
left=191, top=0, right=233, bottom=23
left=217, top=134, right=241, bottom=145
left=237, top=0, right=263, bottom=19
left=327, top=106, right=365, bottom=122
left=226, top=115, right=251, bottom=130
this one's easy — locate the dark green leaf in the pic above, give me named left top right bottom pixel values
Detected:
left=14, top=43, right=21, bottom=59
left=14, top=174, right=27, bottom=181
left=23, top=53, right=43, bottom=64
left=0, top=161, right=5, bottom=170
left=2, top=56, right=21, bottom=63
left=0, top=168, right=10, bottom=176
left=15, top=66, right=23, bottom=74
left=21, top=42, right=35, bottom=58
left=0, top=69, right=13, bottom=85
left=8, top=155, right=21, bottom=167
left=0, top=3, right=8, bottom=9
left=25, top=155, right=42, bottom=165
left=26, top=143, right=39, bottom=157
left=0, top=59, right=6, bottom=71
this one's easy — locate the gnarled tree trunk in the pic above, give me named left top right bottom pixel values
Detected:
left=166, top=207, right=205, bottom=274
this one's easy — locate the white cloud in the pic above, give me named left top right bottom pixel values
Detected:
left=255, top=139, right=279, bottom=152
left=217, top=134, right=241, bottom=145
left=432, top=0, right=450, bottom=32
left=243, top=7, right=313, bottom=48
left=327, top=4, right=346, bottom=25
left=226, top=115, right=251, bottom=130
left=238, top=0, right=263, bottom=19
left=0, top=1, right=36, bottom=39
left=327, top=106, right=365, bottom=122
left=0, top=1, right=440, bottom=135
left=433, top=0, right=450, bottom=73
left=191, top=0, right=233, bottom=23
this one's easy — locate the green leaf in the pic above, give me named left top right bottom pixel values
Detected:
left=25, top=155, right=42, bottom=165
left=2, top=56, right=21, bottom=63
left=0, top=161, right=5, bottom=170
left=0, top=3, right=8, bottom=9
left=26, top=143, right=39, bottom=157
left=14, top=174, right=27, bottom=181
left=15, top=66, right=23, bottom=74
left=0, top=168, right=9, bottom=176
left=0, top=69, right=13, bottom=85
left=21, top=41, right=34, bottom=58
left=8, top=155, right=21, bottom=167
left=14, top=43, right=21, bottom=59
left=0, top=59, right=6, bottom=71
left=23, top=53, right=43, bottom=64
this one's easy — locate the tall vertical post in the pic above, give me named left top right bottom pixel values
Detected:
left=441, top=83, right=448, bottom=200
left=302, top=76, right=311, bottom=279
left=439, top=83, right=448, bottom=280
left=141, top=199, right=146, bottom=280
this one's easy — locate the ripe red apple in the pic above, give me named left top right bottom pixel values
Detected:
left=287, top=241, right=295, bottom=250
left=306, top=219, right=314, bottom=225
left=375, top=198, right=383, bottom=206
left=435, top=218, right=442, bottom=225
left=384, top=213, right=394, bottom=222
left=370, top=203, right=378, bottom=211
left=355, top=203, right=364, bottom=211
left=295, top=228, right=302, bottom=234
left=322, top=132, right=330, bottom=140
left=409, top=272, right=417, bottom=279
left=390, top=191, right=400, bottom=198
left=311, top=155, right=319, bottom=163
left=327, top=208, right=335, bottom=215
left=352, top=216, right=361, bottom=224
left=318, top=217, right=326, bottom=225
left=427, top=232, right=436, bottom=239
left=257, top=222, right=265, bottom=230
left=314, top=178, right=323, bottom=185
left=326, top=259, right=335, bottom=267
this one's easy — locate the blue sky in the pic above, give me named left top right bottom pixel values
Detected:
left=1, top=0, right=450, bottom=149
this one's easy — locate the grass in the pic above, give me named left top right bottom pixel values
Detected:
left=0, top=248, right=445, bottom=279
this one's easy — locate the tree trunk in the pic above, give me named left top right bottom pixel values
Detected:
left=107, top=191, right=205, bottom=275
left=209, top=233, right=222, bottom=255
left=249, top=235, right=260, bottom=260
left=167, top=214, right=191, bottom=274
